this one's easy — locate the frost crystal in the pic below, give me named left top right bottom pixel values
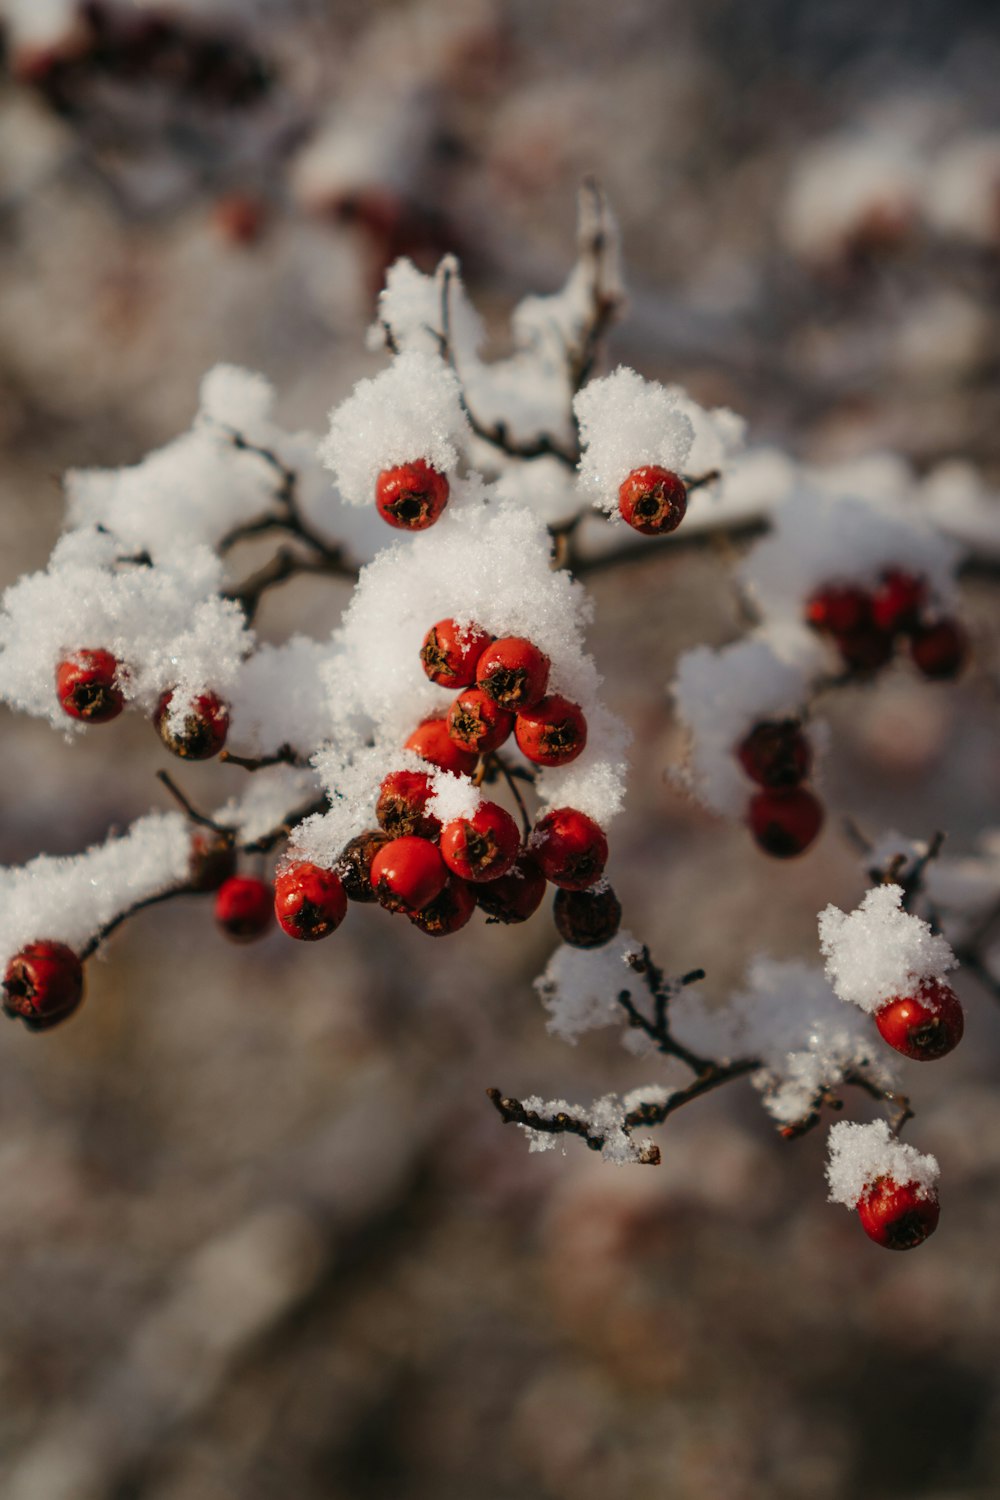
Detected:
left=818, top=884, right=957, bottom=1014
left=826, top=1119, right=939, bottom=1208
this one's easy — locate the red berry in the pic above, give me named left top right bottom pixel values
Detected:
left=156, top=689, right=229, bottom=760
left=617, top=465, right=688, bottom=536
left=532, top=808, right=609, bottom=890
left=747, top=787, right=824, bottom=858
left=553, top=884, right=622, bottom=948
left=376, top=770, right=441, bottom=840
left=909, top=619, right=968, bottom=680
left=871, top=569, right=927, bottom=635
left=515, top=694, right=588, bottom=768
left=55, top=649, right=125, bottom=723
left=447, top=689, right=514, bottom=756
left=3, top=941, right=84, bottom=1031
left=475, top=853, right=547, bottom=924
left=336, top=829, right=390, bottom=903
left=856, top=1177, right=940, bottom=1250
left=874, top=977, right=964, bottom=1061
left=405, top=718, right=478, bottom=777
left=274, top=861, right=348, bottom=941
left=188, top=829, right=237, bottom=892
left=833, top=624, right=895, bottom=674
left=215, top=876, right=274, bottom=942
left=805, top=584, right=873, bottom=636
left=408, top=877, right=477, bottom=936
left=475, top=637, right=550, bottom=711
left=370, top=836, right=448, bottom=913
left=440, top=802, right=520, bottom=883
left=375, top=460, right=449, bottom=530
left=736, top=720, right=812, bottom=788
left=420, top=618, right=493, bottom=688
left=213, top=191, right=268, bottom=247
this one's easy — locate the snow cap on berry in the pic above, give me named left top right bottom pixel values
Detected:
left=573, top=367, right=694, bottom=518
left=818, top=884, right=957, bottom=1015
left=825, top=1119, right=939, bottom=1208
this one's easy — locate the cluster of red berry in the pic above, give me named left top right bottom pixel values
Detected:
left=56, top=648, right=230, bottom=760
left=806, top=569, right=968, bottom=679
left=736, top=718, right=824, bottom=859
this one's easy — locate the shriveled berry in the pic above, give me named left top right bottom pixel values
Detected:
left=909, top=619, right=968, bottom=680
left=871, top=569, right=927, bottom=635
left=420, top=618, right=493, bottom=688
left=337, top=829, right=390, bottom=903
left=3, top=941, right=84, bottom=1031
left=188, top=829, right=237, bottom=892
left=376, top=770, right=441, bottom=840
left=156, top=689, right=229, bottom=760
left=370, top=836, right=448, bottom=913
left=215, top=876, right=274, bottom=942
left=532, top=808, right=608, bottom=890
left=834, top=624, right=895, bottom=674
left=475, top=854, right=547, bottom=924
left=405, top=718, right=478, bottom=777
left=408, top=877, right=477, bottom=936
left=447, top=689, right=514, bottom=756
left=55, top=649, right=125, bottom=723
left=874, top=977, right=964, bottom=1061
left=515, top=694, right=587, bottom=768
left=857, top=1177, right=940, bottom=1250
left=618, top=465, right=688, bottom=536
left=274, top=861, right=348, bottom=941
left=553, top=884, right=622, bottom=948
left=736, top=720, right=812, bottom=788
left=475, top=637, right=550, bottom=711
left=747, top=787, right=824, bottom=858
left=375, top=460, right=449, bottom=530
left=440, top=802, right=520, bottom=883
left=805, top=584, right=873, bottom=636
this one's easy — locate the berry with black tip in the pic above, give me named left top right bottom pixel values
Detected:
left=408, top=877, right=477, bottom=936
left=420, top=618, right=493, bottom=688
left=440, top=802, right=520, bottom=883
left=736, top=720, right=812, bottom=788
left=874, top=978, right=964, bottom=1061
left=447, top=689, right=514, bottom=756
left=188, top=829, right=237, bottom=892
left=515, top=694, right=587, bottom=767
left=835, top=624, right=895, bottom=674
left=375, top=460, right=449, bottom=530
left=553, top=884, right=622, bottom=948
left=215, top=876, right=274, bottom=942
left=337, top=830, right=391, bottom=903
left=56, top=649, right=125, bottom=723
left=274, top=862, right=348, bottom=941
left=156, top=689, right=229, bottom=760
left=475, top=854, right=547, bottom=924
left=856, top=1177, right=940, bottom=1250
left=909, top=619, right=968, bottom=680
left=618, top=465, right=688, bottom=535
left=747, top=787, right=824, bottom=858
left=370, top=836, right=448, bottom=913
left=3, top=942, right=85, bottom=1031
left=405, top=718, right=478, bottom=777
left=475, top=636, right=550, bottom=711
left=376, top=770, right=441, bottom=840
left=532, top=808, right=609, bottom=890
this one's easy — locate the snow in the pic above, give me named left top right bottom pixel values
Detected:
left=826, top=1119, right=939, bottom=1207
left=818, top=884, right=957, bottom=1014
left=573, top=367, right=694, bottom=518
left=536, top=931, right=644, bottom=1043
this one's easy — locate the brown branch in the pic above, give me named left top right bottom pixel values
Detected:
left=224, top=546, right=356, bottom=622
left=79, top=882, right=200, bottom=961
left=485, top=752, right=534, bottom=840
left=219, top=745, right=306, bottom=772
left=156, top=770, right=229, bottom=834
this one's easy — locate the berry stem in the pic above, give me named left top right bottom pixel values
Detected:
left=156, top=769, right=231, bottom=834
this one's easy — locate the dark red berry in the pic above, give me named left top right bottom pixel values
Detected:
left=408, top=877, right=477, bottom=936
left=215, top=876, right=274, bottom=942
left=274, top=861, right=348, bottom=941
left=857, top=1177, right=940, bottom=1250
left=156, top=689, right=229, bottom=760
left=405, top=718, right=478, bottom=777
left=736, top=720, right=812, bottom=788
left=475, top=637, right=550, bottom=711
left=440, top=802, right=520, bottom=883
left=553, top=884, right=622, bottom=948
left=420, top=618, right=493, bottom=688
left=532, top=808, right=609, bottom=890
left=834, top=624, right=895, bottom=674
left=370, top=836, right=448, bottom=913
left=874, top=978, right=964, bottom=1061
left=515, top=694, right=588, bottom=768
left=475, top=854, right=547, bottom=924
left=447, top=689, right=514, bottom=756
left=805, top=584, right=873, bottom=636
left=3, top=942, right=84, bottom=1031
left=55, top=649, right=125, bottom=723
left=188, top=829, right=237, bottom=892
left=871, top=569, right=927, bottom=635
left=617, top=465, right=688, bottom=536
left=909, top=619, right=968, bottom=680
left=376, top=770, right=441, bottom=840
left=747, top=787, right=824, bottom=858
left=213, top=191, right=268, bottom=247
left=337, top=830, right=391, bottom=903
left=375, top=460, right=449, bottom=530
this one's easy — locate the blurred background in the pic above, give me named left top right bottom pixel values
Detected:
left=0, top=1, right=999, bottom=1496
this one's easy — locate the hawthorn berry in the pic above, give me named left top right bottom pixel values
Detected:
left=215, top=876, right=274, bottom=942
left=833, top=624, right=895, bottom=674
left=440, top=803, right=520, bottom=883
left=805, top=584, right=873, bottom=636
left=475, top=637, right=550, bottom=711
left=747, top=787, right=824, bottom=858
left=874, top=977, right=964, bottom=1061
left=856, top=1177, right=940, bottom=1250
left=408, top=877, right=477, bottom=937
left=375, top=460, right=449, bottom=530
left=405, top=718, right=478, bottom=777
left=274, top=862, right=348, bottom=941
left=736, top=720, right=812, bottom=789
left=156, top=689, right=230, bottom=760
left=871, top=569, right=927, bottom=635
left=515, top=694, right=588, bottom=768
left=188, top=829, right=237, bottom=892
left=3, top=942, right=85, bottom=1031
left=553, top=884, right=622, bottom=948
left=376, top=770, right=441, bottom=840
left=909, top=619, right=968, bottom=680
left=447, top=689, right=514, bottom=756
left=618, top=465, right=688, bottom=536
left=55, top=649, right=125, bottom=723
left=337, top=829, right=390, bottom=903
left=475, top=853, right=547, bottom=924
left=370, top=836, right=448, bottom=913
left=532, top=808, right=609, bottom=890
left=420, top=618, right=493, bottom=688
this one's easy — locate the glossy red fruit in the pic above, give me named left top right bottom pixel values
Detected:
left=515, top=695, right=588, bottom=768
left=447, top=689, right=514, bottom=756
left=188, top=829, right=237, bottom=892
left=370, top=836, right=448, bottom=913
left=747, top=787, right=824, bottom=858
left=909, top=619, right=968, bottom=680
left=617, top=465, right=688, bottom=535
left=376, top=770, right=441, bottom=840
left=553, top=884, right=622, bottom=949
left=420, top=618, right=493, bottom=688
left=871, top=569, right=927, bottom=635
left=274, top=862, right=348, bottom=941
left=215, top=876, right=274, bottom=942
left=408, top=877, right=477, bottom=936
left=375, top=460, right=449, bottom=530
left=532, top=808, right=609, bottom=890
left=834, top=624, right=895, bottom=674
left=874, top=978, right=964, bottom=1061
left=55, top=649, right=125, bottom=723
left=440, top=803, right=520, bottom=883
left=156, top=689, right=230, bottom=760
left=405, top=718, right=478, bottom=777
left=857, top=1177, right=940, bottom=1250
left=736, top=720, right=812, bottom=788
left=336, top=830, right=391, bottom=903
left=475, top=854, right=547, bottom=924
left=2, top=941, right=85, bottom=1031
left=475, top=637, right=550, bottom=711
left=805, top=584, right=873, bottom=636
